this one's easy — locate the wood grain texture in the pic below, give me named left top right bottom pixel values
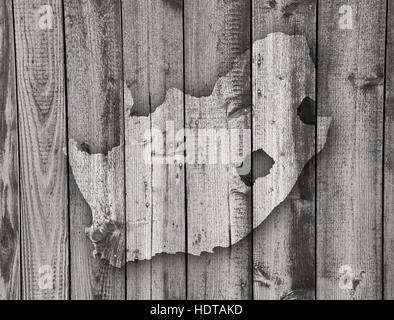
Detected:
left=384, top=0, right=394, bottom=300
left=13, top=0, right=68, bottom=299
left=317, top=0, right=385, bottom=300
left=122, top=0, right=186, bottom=300
left=185, top=0, right=252, bottom=300
left=1, top=0, right=392, bottom=301
left=64, top=0, right=125, bottom=300
left=252, top=0, right=316, bottom=62
left=252, top=0, right=317, bottom=300
left=0, top=0, right=20, bottom=300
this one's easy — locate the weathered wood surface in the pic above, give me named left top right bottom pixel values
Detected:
left=251, top=32, right=331, bottom=300
left=122, top=0, right=186, bottom=300
left=385, top=0, right=394, bottom=300
left=317, top=0, right=386, bottom=300
left=0, top=0, right=19, bottom=300
left=64, top=0, right=125, bottom=300
left=1, top=0, right=393, bottom=301
left=252, top=0, right=318, bottom=300
left=13, top=0, right=68, bottom=299
left=184, top=0, right=252, bottom=300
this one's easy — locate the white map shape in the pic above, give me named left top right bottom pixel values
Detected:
left=68, top=33, right=331, bottom=266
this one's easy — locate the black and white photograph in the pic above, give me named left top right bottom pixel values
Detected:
left=0, top=0, right=392, bottom=305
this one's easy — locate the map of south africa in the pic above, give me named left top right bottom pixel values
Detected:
left=68, top=32, right=331, bottom=267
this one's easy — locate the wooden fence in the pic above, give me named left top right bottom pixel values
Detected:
left=0, top=0, right=392, bottom=300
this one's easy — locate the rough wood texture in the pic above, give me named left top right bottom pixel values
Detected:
left=119, top=37, right=324, bottom=257
left=252, top=32, right=330, bottom=300
left=252, top=0, right=318, bottom=300
left=13, top=0, right=68, bottom=299
left=123, top=0, right=186, bottom=300
left=63, top=0, right=125, bottom=300
left=0, top=0, right=20, bottom=300
left=2, top=0, right=393, bottom=301
left=185, top=0, right=252, bottom=300
left=253, top=0, right=316, bottom=61
left=317, top=0, right=386, bottom=300
left=385, top=0, right=394, bottom=300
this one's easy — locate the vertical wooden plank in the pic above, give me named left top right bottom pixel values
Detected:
left=317, top=0, right=385, bottom=299
left=123, top=0, right=185, bottom=300
left=252, top=0, right=317, bottom=300
left=13, top=0, right=69, bottom=299
left=123, top=0, right=151, bottom=300
left=185, top=0, right=252, bottom=300
left=0, top=0, right=20, bottom=300
left=64, top=0, right=125, bottom=299
left=385, top=0, right=394, bottom=300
